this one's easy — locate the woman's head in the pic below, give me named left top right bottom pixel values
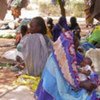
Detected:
left=47, top=17, right=54, bottom=30
left=30, top=16, right=47, bottom=35
left=47, top=17, right=53, bottom=25
left=58, top=16, right=69, bottom=30
left=58, top=16, right=67, bottom=25
left=70, top=16, right=77, bottom=25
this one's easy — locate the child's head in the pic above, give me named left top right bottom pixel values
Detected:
left=81, top=57, right=92, bottom=67
left=16, top=56, right=23, bottom=62
left=20, top=25, right=28, bottom=36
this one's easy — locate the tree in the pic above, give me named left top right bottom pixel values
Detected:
left=58, top=0, right=66, bottom=16
left=52, top=0, right=66, bottom=16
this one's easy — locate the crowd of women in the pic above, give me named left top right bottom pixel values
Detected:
left=16, top=16, right=100, bottom=100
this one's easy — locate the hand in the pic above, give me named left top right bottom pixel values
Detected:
left=78, top=68, right=82, bottom=72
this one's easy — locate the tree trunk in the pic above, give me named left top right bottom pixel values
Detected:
left=58, top=0, right=66, bottom=16
left=0, top=0, right=8, bottom=20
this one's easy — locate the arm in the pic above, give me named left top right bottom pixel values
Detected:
left=17, top=35, right=29, bottom=52
left=80, top=69, right=91, bottom=76
left=17, top=43, right=23, bottom=52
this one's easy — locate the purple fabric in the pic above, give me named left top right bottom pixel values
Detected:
left=52, top=24, right=62, bottom=41
left=52, top=16, right=69, bottom=41
left=76, top=52, right=83, bottom=65
left=35, top=79, right=53, bottom=100
left=35, top=49, right=83, bottom=100
left=58, top=16, right=68, bottom=28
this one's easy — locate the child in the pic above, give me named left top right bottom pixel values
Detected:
left=15, top=25, right=28, bottom=46
left=69, top=16, right=81, bottom=40
left=78, top=57, right=97, bottom=93
left=11, top=56, right=25, bottom=72
left=13, top=25, right=28, bottom=72
left=15, top=55, right=25, bottom=70
left=46, top=17, right=54, bottom=39
left=20, top=25, right=28, bottom=37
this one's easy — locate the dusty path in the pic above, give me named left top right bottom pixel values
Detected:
left=0, top=86, right=34, bottom=100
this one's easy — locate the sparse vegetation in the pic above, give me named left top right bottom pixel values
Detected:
left=69, top=2, right=85, bottom=17
left=39, top=3, right=60, bottom=16
left=39, top=1, right=85, bottom=17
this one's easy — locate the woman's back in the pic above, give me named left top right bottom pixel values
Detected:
left=19, top=33, right=50, bottom=76
left=18, top=17, right=52, bottom=76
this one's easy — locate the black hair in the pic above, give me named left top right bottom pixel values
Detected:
left=70, top=16, right=79, bottom=30
left=47, top=17, right=53, bottom=24
left=32, top=16, right=47, bottom=35
left=47, top=17, right=54, bottom=30
left=21, top=25, right=28, bottom=36
left=70, top=16, right=77, bottom=24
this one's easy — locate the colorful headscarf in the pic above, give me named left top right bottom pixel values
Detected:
left=58, top=16, right=69, bottom=30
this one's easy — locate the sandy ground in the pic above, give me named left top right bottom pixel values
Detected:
left=0, top=86, right=34, bottom=100
left=0, top=37, right=36, bottom=100
left=0, top=67, right=35, bottom=100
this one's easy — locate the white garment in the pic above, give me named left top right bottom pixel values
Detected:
left=17, top=33, right=50, bottom=76
left=79, top=65, right=93, bottom=81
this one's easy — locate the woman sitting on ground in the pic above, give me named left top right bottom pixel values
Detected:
left=17, top=16, right=52, bottom=76
left=35, top=28, right=99, bottom=100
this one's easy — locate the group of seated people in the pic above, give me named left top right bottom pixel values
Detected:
left=15, top=16, right=81, bottom=45
left=13, top=16, right=100, bottom=100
